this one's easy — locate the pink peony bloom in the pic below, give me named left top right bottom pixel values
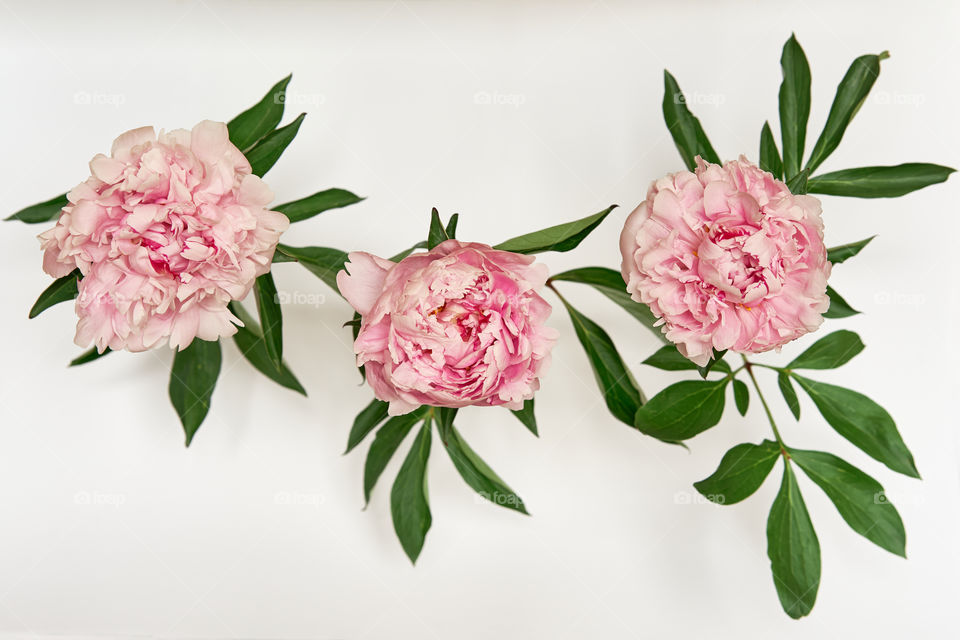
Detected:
left=39, top=121, right=290, bottom=352
left=619, top=156, right=831, bottom=366
left=337, top=240, right=558, bottom=416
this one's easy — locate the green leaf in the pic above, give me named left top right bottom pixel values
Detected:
left=767, top=462, right=821, bottom=619
left=778, top=34, right=812, bottom=181
left=827, top=236, right=875, bottom=264
left=169, top=338, right=222, bottom=446
left=823, top=285, right=859, bottom=319
left=253, top=272, right=283, bottom=370
left=662, top=70, right=721, bottom=169
left=697, top=349, right=728, bottom=379
left=778, top=372, right=801, bottom=420
left=427, top=208, right=451, bottom=249
left=364, top=408, right=427, bottom=504
left=732, top=379, right=749, bottom=416
left=642, top=344, right=730, bottom=373
left=345, top=398, right=390, bottom=454
left=493, top=205, right=616, bottom=255
left=228, top=74, right=292, bottom=152
left=69, top=346, right=111, bottom=367
left=789, top=448, right=906, bottom=557
left=245, top=112, right=306, bottom=177
left=6, top=193, right=68, bottom=223
left=391, top=419, right=433, bottom=564
left=444, top=213, right=459, bottom=239
left=441, top=425, right=528, bottom=515
left=805, top=52, right=888, bottom=174
left=390, top=241, right=428, bottom=262
left=808, top=164, right=955, bottom=198
left=792, top=374, right=919, bottom=478
left=29, top=269, right=81, bottom=319
left=435, top=407, right=458, bottom=442
left=634, top=379, right=729, bottom=441
left=788, top=330, right=864, bottom=370
left=560, top=299, right=644, bottom=427
left=275, top=244, right=348, bottom=293
left=694, top=440, right=780, bottom=505
left=786, top=168, right=810, bottom=195
left=349, top=310, right=365, bottom=382
left=228, top=302, right=306, bottom=396
left=759, top=121, right=784, bottom=179
left=510, top=398, right=538, bottom=437
left=274, top=188, right=364, bottom=223
left=549, top=267, right=665, bottom=342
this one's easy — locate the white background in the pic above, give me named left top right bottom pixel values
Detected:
left=1, top=1, right=958, bottom=638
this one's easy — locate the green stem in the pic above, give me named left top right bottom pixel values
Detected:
left=742, top=355, right=788, bottom=456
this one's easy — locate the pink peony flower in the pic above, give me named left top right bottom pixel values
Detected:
left=337, top=240, right=558, bottom=415
left=619, top=156, right=831, bottom=366
left=39, top=121, right=290, bottom=352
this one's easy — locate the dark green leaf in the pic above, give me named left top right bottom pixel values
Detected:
left=778, top=34, right=812, bottom=180
left=29, top=269, right=80, bottom=319
left=694, top=440, right=780, bottom=505
left=733, top=379, right=749, bottom=416
left=246, top=112, right=306, bottom=177
left=642, top=344, right=730, bottom=373
left=169, top=338, right=222, bottom=446
left=6, top=193, right=68, bottom=223
left=427, top=208, right=451, bottom=249
left=228, top=74, right=291, bottom=152
left=823, top=285, right=859, bottom=319
left=697, top=349, right=728, bottom=379
left=274, top=188, right=364, bottom=223
left=560, top=299, right=644, bottom=427
left=767, top=462, right=821, bottom=619
left=827, top=236, right=875, bottom=264
left=345, top=398, right=390, bottom=454
left=254, top=272, right=283, bottom=369
left=549, top=267, right=665, bottom=342
left=805, top=52, right=888, bottom=174
left=778, top=372, right=801, bottom=421
left=228, top=302, right=306, bottom=396
left=364, top=408, right=427, bottom=504
left=391, top=419, right=433, bottom=564
left=786, top=168, right=810, bottom=195
left=390, top=241, right=428, bottom=262
left=435, top=407, right=458, bottom=442
left=634, top=379, right=729, bottom=441
left=493, top=205, right=616, bottom=255
left=759, top=121, right=784, bottom=179
left=510, top=398, right=538, bottom=436
left=275, top=244, right=348, bottom=293
left=790, top=448, right=906, bottom=557
left=350, top=310, right=365, bottom=382
left=788, top=330, right=864, bottom=370
left=444, top=213, right=459, bottom=239
left=442, top=425, right=527, bottom=515
left=662, top=70, right=721, bottom=169
left=792, top=374, right=919, bottom=478
left=808, top=164, right=955, bottom=198
left=69, top=346, right=111, bottom=367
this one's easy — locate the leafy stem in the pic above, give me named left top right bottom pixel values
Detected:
left=742, top=355, right=788, bottom=455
